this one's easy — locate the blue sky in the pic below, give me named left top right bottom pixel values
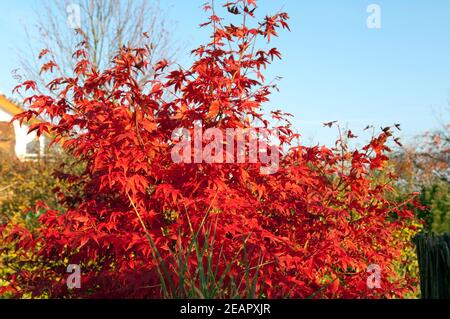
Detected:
left=1, top=0, right=450, bottom=146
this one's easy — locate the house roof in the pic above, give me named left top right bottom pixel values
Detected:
left=0, top=94, right=24, bottom=116
left=0, top=93, right=45, bottom=129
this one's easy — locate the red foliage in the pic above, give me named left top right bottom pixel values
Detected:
left=2, top=0, right=418, bottom=298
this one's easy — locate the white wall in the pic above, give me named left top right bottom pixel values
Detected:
left=0, top=107, right=11, bottom=122
left=13, top=121, right=39, bottom=160
left=0, top=107, right=39, bottom=160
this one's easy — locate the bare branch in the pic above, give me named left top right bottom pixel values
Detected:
left=16, top=0, right=183, bottom=95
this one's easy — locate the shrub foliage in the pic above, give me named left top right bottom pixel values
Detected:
left=1, top=0, right=419, bottom=298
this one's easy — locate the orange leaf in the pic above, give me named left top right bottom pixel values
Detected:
left=208, top=101, right=220, bottom=119
left=330, top=278, right=340, bottom=295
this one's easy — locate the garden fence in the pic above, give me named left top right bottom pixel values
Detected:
left=414, top=233, right=450, bottom=299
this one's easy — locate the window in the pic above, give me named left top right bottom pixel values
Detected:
left=26, top=138, right=40, bottom=156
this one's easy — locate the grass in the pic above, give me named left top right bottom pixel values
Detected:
left=128, top=193, right=268, bottom=298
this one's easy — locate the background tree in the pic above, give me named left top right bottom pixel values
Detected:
left=393, top=120, right=450, bottom=234
left=17, top=0, right=180, bottom=93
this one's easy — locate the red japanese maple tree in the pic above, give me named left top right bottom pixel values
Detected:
left=1, top=0, right=418, bottom=298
